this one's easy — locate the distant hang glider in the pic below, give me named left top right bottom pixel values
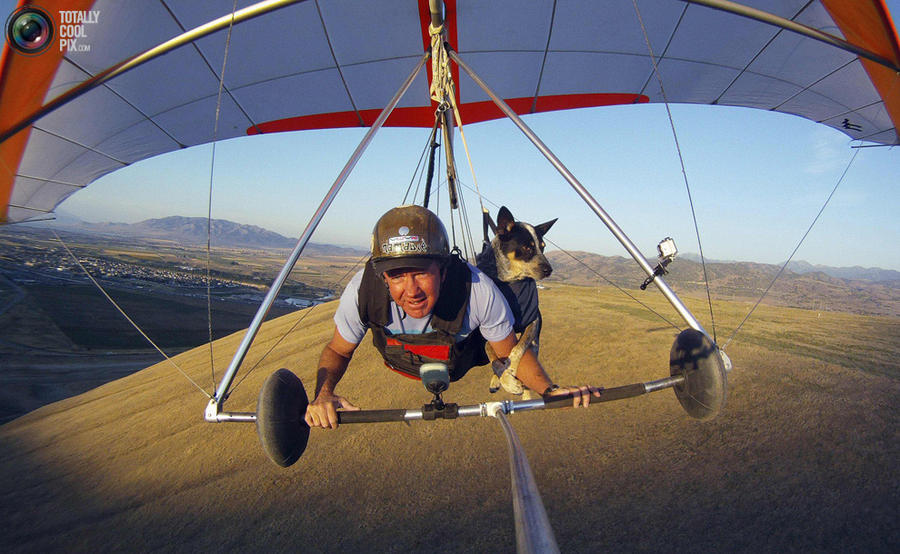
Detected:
left=0, top=0, right=898, bottom=225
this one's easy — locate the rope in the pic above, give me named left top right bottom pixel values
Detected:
left=447, top=74, right=487, bottom=216
left=51, top=231, right=212, bottom=398
left=633, top=0, right=718, bottom=342
left=429, top=22, right=451, bottom=104
left=428, top=21, right=486, bottom=261
left=204, top=0, right=239, bottom=391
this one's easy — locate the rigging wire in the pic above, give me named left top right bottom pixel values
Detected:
left=204, top=0, right=239, bottom=391
left=544, top=237, right=683, bottom=331
left=403, top=117, right=440, bottom=206
left=457, top=179, right=683, bottom=331
left=427, top=91, right=677, bottom=324
left=51, top=230, right=212, bottom=398
left=723, top=146, right=861, bottom=349
left=454, top=184, right=470, bottom=260
left=723, top=38, right=897, bottom=349
left=230, top=252, right=370, bottom=394
left=633, top=0, right=718, bottom=343
left=445, top=84, right=488, bottom=261
left=453, top=177, right=479, bottom=262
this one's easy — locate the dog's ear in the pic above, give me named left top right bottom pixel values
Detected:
left=534, top=218, right=557, bottom=239
left=497, top=206, right=515, bottom=238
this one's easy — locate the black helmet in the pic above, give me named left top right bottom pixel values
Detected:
left=371, top=205, right=450, bottom=275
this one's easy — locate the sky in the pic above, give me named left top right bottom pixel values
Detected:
left=52, top=2, right=900, bottom=272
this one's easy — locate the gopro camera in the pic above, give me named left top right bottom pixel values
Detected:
left=641, top=237, right=678, bottom=290
left=420, top=363, right=450, bottom=396
left=657, top=237, right=677, bottom=262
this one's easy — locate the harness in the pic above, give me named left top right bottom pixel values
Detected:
left=475, top=244, right=542, bottom=336
left=357, top=256, right=488, bottom=381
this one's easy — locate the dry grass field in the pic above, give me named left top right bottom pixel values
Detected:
left=1, top=285, right=897, bottom=553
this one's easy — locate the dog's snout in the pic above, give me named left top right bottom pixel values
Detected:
left=540, top=262, right=552, bottom=278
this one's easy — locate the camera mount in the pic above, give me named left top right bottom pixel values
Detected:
left=641, top=237, right=678, bottom=290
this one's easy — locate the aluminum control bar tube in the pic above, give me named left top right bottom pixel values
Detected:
left=0, top=0, right=308, bottom=144
left=206, top=52, right=430, bottom=422
left=447, top=49, right=709, bottom=336
left=335, top=375, right=686, bottom=424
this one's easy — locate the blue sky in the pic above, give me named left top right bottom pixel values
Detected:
left=55, top=2, right=900, bottom=271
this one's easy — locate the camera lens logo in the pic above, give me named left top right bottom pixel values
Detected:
left=6, top=6, right=55, bottom=55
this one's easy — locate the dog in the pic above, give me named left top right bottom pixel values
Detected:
left=475, top=206, right=556, bottom=398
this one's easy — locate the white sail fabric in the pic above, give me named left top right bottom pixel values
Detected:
left=1, top=0, right=898, bottom=223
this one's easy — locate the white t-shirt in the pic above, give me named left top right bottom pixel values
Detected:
left=334, top=261, right=513, bottom=345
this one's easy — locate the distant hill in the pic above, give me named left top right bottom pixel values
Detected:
left=784, top=260, right=900, bottom=283
left=679, top=253, right=900, bottom=283
left=42, top=215, right=368, bottom=256
left=545, top=250, right=899, bottom=317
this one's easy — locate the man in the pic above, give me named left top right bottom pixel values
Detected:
left=305, top=205, right=597, bottom=429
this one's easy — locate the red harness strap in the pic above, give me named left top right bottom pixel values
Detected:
left=384, top=338, right=451, bottom=360
left=383, top=338, right=452, bottom=379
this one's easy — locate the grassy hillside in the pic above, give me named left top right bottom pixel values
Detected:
left=1, top=285, right=897, bottom=552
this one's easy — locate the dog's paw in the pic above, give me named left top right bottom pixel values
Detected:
left=500, top=370, right=524, bottom=395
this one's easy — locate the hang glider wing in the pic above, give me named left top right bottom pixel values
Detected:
left=1, top=0, right=898, bottom=224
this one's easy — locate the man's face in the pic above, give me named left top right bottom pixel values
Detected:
left=383, top=261, right=442, bottom=319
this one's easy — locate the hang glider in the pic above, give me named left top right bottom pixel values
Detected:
left=1, top=0, right=898, bottom=225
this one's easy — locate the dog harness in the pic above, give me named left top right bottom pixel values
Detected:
left=357, top=256, right=489, bottom=381
left=475, top=244, right=541, bottom=334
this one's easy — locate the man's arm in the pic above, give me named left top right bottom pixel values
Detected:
left=304, top=328, right=360, bottom=429
left=488, top=332, right=552, bottom=393
left=488, top=332, right=600, bottom=408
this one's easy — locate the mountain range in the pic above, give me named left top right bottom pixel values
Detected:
left=27, top=215, right=898, bottom=316
left=44, top=215, right=898, bottom=282
left=545, top=250, right=898, bottom=317
left=678, top=252, right=899, bottom=283
left=42, top=214, right=368, bottom=257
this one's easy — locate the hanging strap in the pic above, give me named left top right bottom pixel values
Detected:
left=423, top=113, right=442, bottom=209
left=482, top=209, right=497, bottom=244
